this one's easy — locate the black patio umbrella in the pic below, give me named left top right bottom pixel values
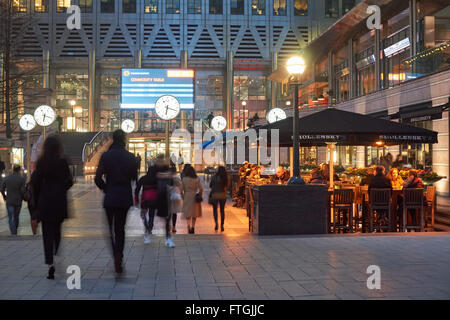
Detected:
left=255, top=108, right=438, bottom=147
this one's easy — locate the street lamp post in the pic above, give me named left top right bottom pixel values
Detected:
left=286, top=56, right=306, bottom=177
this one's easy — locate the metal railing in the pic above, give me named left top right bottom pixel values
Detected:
left=81, top=122, right=113, bottom=163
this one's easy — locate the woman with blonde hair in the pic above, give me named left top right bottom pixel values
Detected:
left=387, top=168, right=404, bottom=191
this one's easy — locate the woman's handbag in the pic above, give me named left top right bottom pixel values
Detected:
left=208, top=192, right=215, bottom=205
left=195, top=192, right=203, bottom=203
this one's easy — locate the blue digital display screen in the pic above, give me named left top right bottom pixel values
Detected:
left=120, top=69, right=195, bottom=109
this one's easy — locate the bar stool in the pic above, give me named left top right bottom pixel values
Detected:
left=425, top=186, right=436, bottom=231
left=333, top=189, right=354, bottom=233
left=368, top=188, right=391, bottom=232
left=403, top=188, right=425, bottom=232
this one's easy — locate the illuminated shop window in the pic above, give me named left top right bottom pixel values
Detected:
left=209, top=0, right=223, bottom=14
left=145, top=0, right=158, bottom=13
left=273, top=0, right=286, bottom=16
left=188, top=0, right=201, bottom=14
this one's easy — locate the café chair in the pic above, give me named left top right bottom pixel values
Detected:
left=327, top=191, right=332, bottom=233
left=332, top=189, right=354, bottom=233
left=425, top=186, right=436, bottom=231
left=353, top=186, right=365, bottom=231
left=403, top=188, right=425, bottom=232
left=248, top=187, right=254, bottom=232
left=368, top=189, right=391, bottom=233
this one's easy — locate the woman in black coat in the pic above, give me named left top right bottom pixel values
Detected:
left=31, top=136, right=73, bottom=279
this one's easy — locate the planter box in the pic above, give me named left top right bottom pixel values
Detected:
left=252, top=184, right=328, bottom=235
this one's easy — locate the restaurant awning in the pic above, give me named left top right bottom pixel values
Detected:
left=254, top=108, right=438, bottom=147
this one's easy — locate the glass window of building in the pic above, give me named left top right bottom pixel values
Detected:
left=100, top=71, right=121, bottom=130
left=209, top=0, right=223, bottom=14
left=252, top=0, right=265, bottom=15
left=294, top=0, right=307, bottom=16
left=166, top=0, right=180, bottom=14
left=273, top=0, right=286, bottom=16
left=342, top=0, right=355, bottom=15
left=35, top=0, right=49, bottom=13
left=56, top=70, right=89, bottom=132
left=325, top=0, right=338, bottom=18
left=231, top=0, right=244, bottom=15
left=56, top=0, right=71, bottom=13
left=401, top=121, right=433, bottom=169
left=194, top=71, right=224, bottom=120
left=187, top=0, right=202, bottom=14
left=354, top=31, right=376, bottom=97
left=101, top=0, right=114, bottom=13
left=79, top=0, right=93, bottom=13
left=123, top=0, right=136, bottom=13
left=233, top=72, right=267, bottom=129
left=145, top=0, right=158, bottom=13
left=13, top=0, right=27, bottom=12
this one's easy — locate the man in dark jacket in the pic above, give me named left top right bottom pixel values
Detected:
left=1, top=165, right=26, bottom=235
left=369, top=166, right=392, bottom=191
left=95, top=130, right=138, bottom=274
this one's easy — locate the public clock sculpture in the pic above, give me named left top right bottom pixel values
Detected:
left=266, top=108, right=287, bottom=123
left=211, top=115, right=227, bottom=131
left=155, top=95, right=181, bottom=120
left=34, top=105, right=56, bottom=127
left=19, top=114, right=36, bottom=131
left=121, top=119, right=135, bottom=133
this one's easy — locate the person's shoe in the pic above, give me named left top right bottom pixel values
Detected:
left=144, top=234, right=151, bottom=244
left=215, top=223, right=218, bottom=231
left=165, top=237, right=175, bottom=248
left=189, top=227, right=195, bottom=234
left=47, top=266, right=55, bottom=280
left=172, top=227, right=177, bottom=234
left=221, top=225, right=224, bottom=232
left=114, top=256, right=123, bottom=274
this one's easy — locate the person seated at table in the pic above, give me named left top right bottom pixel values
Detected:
left=387, top=168, right=404, bottom=191
left=238, top=161, right=249, bottom=178
left=320, top=164, right=340, bottom=183
left=249, top=165, right=262, bottom=180
left=309, top=168, right=325, bottom=184
left=360, top=166, right=376, bottom=186
left=368, top=166, right=392, bottom=191
left=271, top=166, right=290, bottom=184
left=368, top=166, right=392, bottom=229
left=403, top=169, right=424, bottom=189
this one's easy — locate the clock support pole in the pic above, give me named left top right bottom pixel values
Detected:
left=26, top=131, right=30, bottom=180
left=165, top=120, right=170, bottom=160
left=43, top=126, right=46, bottom=141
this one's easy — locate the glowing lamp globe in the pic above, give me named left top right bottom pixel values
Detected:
left=286, top=56, right=306, bottom=75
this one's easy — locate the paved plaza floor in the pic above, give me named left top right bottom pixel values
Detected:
left=1, top=178, right=450, bottom=300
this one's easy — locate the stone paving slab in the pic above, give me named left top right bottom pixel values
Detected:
left=1, top=233, right=450, bottom=300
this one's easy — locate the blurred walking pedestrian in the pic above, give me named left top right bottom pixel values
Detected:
left=30, top=137, right=73, bottom=279
left=1, top=165, right=26, bottom=235
left=135, top=165, right=158, bottom=244
left=169, top=166, right=183, bottom=234
left=95, top=130, right=138, bottom=274
left=155, top=160, right=175, bottom=247
left=181, top=165, right=203, bottom=234
left=209, top=166, right=229, bottom=232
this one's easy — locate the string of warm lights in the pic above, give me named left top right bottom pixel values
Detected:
left=405, top=42, right=450, bottom=64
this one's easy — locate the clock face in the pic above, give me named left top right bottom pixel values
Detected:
left=19, top=114, right=36, bottom=131
left=266, top=108, right=287, bottom=124
left=155, top=95, right=180, bottom=120
left=121, top=119, right=135, bottom=133
left=211, top=116, right=227, bottom=131
left=34, top=105, right=56, bottom=127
